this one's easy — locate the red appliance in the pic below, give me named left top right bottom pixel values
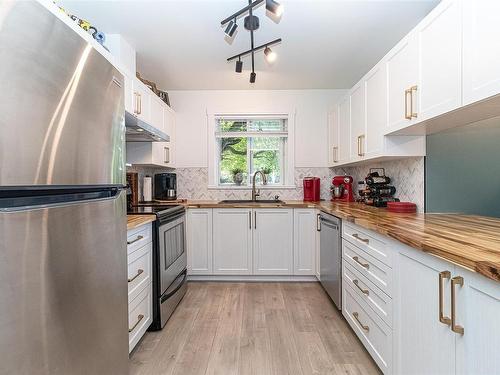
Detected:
left=303, top=177, right=321, bottom=201
left=332, top=175, right=355, bottom=202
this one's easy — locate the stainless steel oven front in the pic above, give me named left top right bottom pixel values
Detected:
left=151, top=206, right=187, bottom=330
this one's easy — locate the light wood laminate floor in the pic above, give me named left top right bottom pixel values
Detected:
left=130, top=282, right=381, bottom=375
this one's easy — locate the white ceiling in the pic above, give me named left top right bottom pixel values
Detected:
left=59, top=0, right=438, bottom=90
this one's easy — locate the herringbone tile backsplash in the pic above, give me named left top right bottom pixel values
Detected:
left=128, top=157, right=424, bottom=211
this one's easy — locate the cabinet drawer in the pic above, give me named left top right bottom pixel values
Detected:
left=343, top=222, right=392, bottom=267
left=343, top=284, right=392, bottom=374
left=343, top=240, right=393, bottom=297
left=128, top=284, right=152, bottom=353
left=343, top=260, right=393, bottom=327
left=127, top=224, right=152, bottom=255
left=127, top=242, right=152, bottom=303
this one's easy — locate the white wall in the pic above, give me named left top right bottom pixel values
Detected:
left=169, top=90, right=346, bottom=168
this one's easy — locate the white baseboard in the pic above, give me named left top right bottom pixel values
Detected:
left=187, top=274, right=320, bottom=282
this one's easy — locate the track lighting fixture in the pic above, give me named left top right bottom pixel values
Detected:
left=221, top=0, right=283, bottom=83
left=224, top=19, right=238, bottom=37
left=235, top=58, right=243, bottom=73
left=264, top=46, right=277, bottom=64
left=266, top=0, right=284, bottom=17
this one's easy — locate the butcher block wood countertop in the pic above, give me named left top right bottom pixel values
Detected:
left=127, top=215, right=156, bottom=230
left=184, top=200, right=500, bottom=282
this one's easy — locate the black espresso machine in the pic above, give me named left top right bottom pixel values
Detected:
left=154, top=173, right=177, bottom=201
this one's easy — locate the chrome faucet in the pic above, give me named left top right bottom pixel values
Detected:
left=252, top=171, right=267, bottom=201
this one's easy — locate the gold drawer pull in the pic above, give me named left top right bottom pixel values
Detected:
left=404, top=88, right=412, bottom=119
left=128, top=314, right=145, bottom=333
left=439, top=271, right=451, bottom=325
left=353, top=256, right=370, bottom=269
left=128, top=269, right=144, bottom=283
left=127, top=235, right=144, bottom=245
left=353, top=279, right=369, bottom=296
left=451, top=276, right=464, bottom=335
left=353, top=312, right=369, bottom=332
left=352, top=233, right=369, bottom=244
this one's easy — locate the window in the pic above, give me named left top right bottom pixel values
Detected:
left=212, top=116, right=292, bottom=187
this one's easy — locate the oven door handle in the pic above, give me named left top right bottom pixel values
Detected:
left=160, top=269, right=187, bottom=303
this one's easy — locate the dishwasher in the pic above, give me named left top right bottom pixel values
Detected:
left=318, top=212, right=342, bottom=310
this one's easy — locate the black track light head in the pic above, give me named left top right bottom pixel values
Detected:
left=250, top=72, right=256, bottom=83
left=266, top=0, right=284, bottom=17
left=224, top=20, right=238, bottom=37
left=235, top=58, right=243, bottom=73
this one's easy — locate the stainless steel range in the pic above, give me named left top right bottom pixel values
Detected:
left=128, top=205, right=187, bottom=329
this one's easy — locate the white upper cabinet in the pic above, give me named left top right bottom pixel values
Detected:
left=132, top=78, right=151, bottom=124
left=327, top=109, right=339, bottom=166
left=416, top=0, right=462, bottom=122
left=150, top=95, right=165, bottom=134
left=462, top=0, right=500, bottom=105
left=253, top=209, right=293, bottom=275
left=349, top=82, right=366, bottom=160
left=386, top=34, right=419, bottom=132
left=364, top=64, right=386, bottom=157
left=338, top=95, right=351, bottom=163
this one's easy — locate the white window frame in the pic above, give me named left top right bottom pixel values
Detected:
left=207, top=111, right=296, bottom=189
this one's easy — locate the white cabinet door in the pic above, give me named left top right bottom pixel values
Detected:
left=394, top=245, right=456, bottom=375
left=338, top=95, right=351, bottom=163
left=152, top=143, right=172, bottom=167
left=350, top=82, right=366, bottom=160
left=365, top=63, right=386, bottom=157
left=133, top=79, right=151, bottom=124
left=187, top=209, right=213, bottom=275
left=150, top=95, right=165, bottom=134
left=253, top=209, right=293, bottom=275
left=463, top=0, right=500, bottom=105
left=417, top=0, right=462, bottom=121
left=327, top=109, right=339, bottom=166
left=293, top=209, right=316, bottom=275
left=386, top=35, right=418, bottom=131
left=455, top=268, right=500, bottom=375
left=213, top=209, right=252, bottom=275
left=123, top=73, right=135, bottom=115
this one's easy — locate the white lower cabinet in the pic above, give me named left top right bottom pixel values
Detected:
left=127, top=223, right=153, bottom=353
left=293, top=209, right=317, bottom=275
left=253, top=209, right=293, bottom=275
left=187, top=208, right=316, bottom=276
left=187, top=209, right=212, bottom=274
left=213, top=208, right=253, bottom=275
left=394, top=244, right=456, bottom=375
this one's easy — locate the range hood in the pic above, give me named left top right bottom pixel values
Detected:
left=125, top=111, right=170, bottom=142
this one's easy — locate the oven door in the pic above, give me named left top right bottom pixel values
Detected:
left=158, top=214, right=187, bottom=294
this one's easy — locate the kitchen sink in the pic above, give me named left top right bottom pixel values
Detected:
left=218, top=199, right=285, bottom=204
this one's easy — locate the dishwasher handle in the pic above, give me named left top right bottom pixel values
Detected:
left=319, top=216, right=339, bottom=231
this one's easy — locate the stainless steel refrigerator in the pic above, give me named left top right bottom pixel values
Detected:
left=0, top=2, right=129, bottom=374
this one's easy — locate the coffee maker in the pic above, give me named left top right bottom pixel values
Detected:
left=154, top=173, right=177, bottom=201
left=331, top=175, right=355, bottom=202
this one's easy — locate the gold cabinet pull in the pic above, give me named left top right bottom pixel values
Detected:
left=439, top=271, right=451, bottom=325
left=353, top=279, right=369, bottom=296
left=357, top=135, right=365, bottom=157
left=410, top=85, right=418, bottom=118
left=133, top=92, right=138, bottom=115
left=352, top=233, right=369, bottom=244
left=451, top=276, right=464, bottom=335
left=333, top=146, right=338, bottom=163
left=353, top=256, right=370, bottom=269
left=128, top=269, right=144, bottom=283
left=128, top=314, right=144, bottom=333
left=404, top=88, right=412, bottom=119
left=127, top=235, right=144, bottom=245
left=138, top=94, right=142, bottom=115
left=164, top=147, right=170, bottom=164
left=353, top=312, right=369, bottom=332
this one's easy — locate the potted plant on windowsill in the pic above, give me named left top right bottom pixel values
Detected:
left=231, top=168, right=244, bottom=185
left=262, top=167, right=272, bottom=185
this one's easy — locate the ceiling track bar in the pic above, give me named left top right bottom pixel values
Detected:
left=221, top=0, right=265, bottom=26
left=227, top=38, right=282, bottom=62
